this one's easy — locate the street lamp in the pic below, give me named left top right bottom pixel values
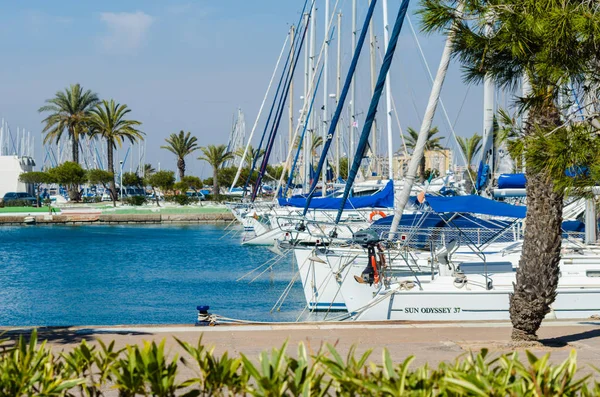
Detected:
left=119, top=160, right=124, bottom=200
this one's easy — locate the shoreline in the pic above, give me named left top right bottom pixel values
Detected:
left=0, top=212, right=235, bottom=225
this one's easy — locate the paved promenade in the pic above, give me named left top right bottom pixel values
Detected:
left=3, top=320, right=600, bottom=369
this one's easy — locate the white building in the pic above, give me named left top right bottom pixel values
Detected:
left=0, top=155, right=35, bottom=198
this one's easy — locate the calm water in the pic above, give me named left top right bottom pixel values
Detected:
left=0, top=224, right=307, bottom=326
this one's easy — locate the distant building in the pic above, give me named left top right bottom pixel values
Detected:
left=0, top=156, right=36, bottom=198
left=393, top=149, right=453, bottom=178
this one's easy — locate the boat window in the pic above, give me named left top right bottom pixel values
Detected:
left=586, top=271, right=600, bottom=277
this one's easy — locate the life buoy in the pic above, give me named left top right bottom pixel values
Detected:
left=369, top=211, right=386, bottom=222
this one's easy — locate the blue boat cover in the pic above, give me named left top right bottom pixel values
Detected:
left=279, top=180, right=393, bottom=210
left=497, top=173, right=526, bottom=189
left=425, top=195, right=527, bottom=218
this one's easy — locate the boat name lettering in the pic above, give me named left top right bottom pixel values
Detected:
left=404, top=307, right=460, bottom=314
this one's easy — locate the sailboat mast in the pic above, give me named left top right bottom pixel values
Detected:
left=336, top=11, right=342, bottom=180
left=289, top=25, right=295, bottom=153
left=479, top=21, right=495, bottom=195
left=389, top=6, right=462, bottom=234
left=309, top=2, right=317, bottom=191
left=382, top=0, right=394, bottom=180
left=322, top=0, right=330, bottom=190
left=369, top=0, right=378, bottom=176
left=349, top=0, right=357, bottom=174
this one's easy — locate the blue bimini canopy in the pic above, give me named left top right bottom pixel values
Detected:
left=497, top=173, right=526, bottom=189
left=279, top=180, right=394, bottom=210
left=425, top=195, right=526, bottom=219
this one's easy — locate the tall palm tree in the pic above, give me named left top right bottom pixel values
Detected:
left=39, top=84, right=99, bottom=164
left=89, top=100, right=144, bottom=204
left=198, top=144, right=234, bottom=196
left=235, top=145, right=265, bottom=169
left=403, top=126, right=444, bottom=181
left=456, top=134, right=482, bottom=171
left=161, top=131, right=199, bottom=180
left=144, top=163, right=156, bottom=177
left=420, top=0, right=600, bottom=341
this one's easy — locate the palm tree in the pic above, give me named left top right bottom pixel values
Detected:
left=39, top=84, right=99, bottom=164
left=456, top=134, right=482, bottom=171
left=198, top=144, right=234, bottom=196
left=235, top=145, right=265, bottom=169
left=311, top=135, right=323, bottom=158
left=403, top=126, right=444, bottom=181
left=144, top=163, right=156, bottom=177
left=420, top=0, right=600, bottom=341
left=161, top=131, right=200, bottom=180
left=89, top=100, right=144, bottom=204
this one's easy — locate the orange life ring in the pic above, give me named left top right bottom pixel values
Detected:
left=369, top=211, right=386, bottom=222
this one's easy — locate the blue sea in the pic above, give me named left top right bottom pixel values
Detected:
left=0, top=224, right=308, bottom=326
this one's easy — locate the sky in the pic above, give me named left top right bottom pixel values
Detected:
left=0, top=0, right=516, bottom=178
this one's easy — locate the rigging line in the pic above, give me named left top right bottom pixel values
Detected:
left=274, top=0, right=345, bottom=198
left=302, top=0, right=379, bottom=214
left=407, top=16, right=475, bottom=188
left=251, top=14, right=311, bottom=202
left=231, top=23, right=297, bottom=191
left=336, top=0, right=411, bottom=224
left=284, top=65, right=325, bottom=197
left=242, top=7, right=311, bottom=197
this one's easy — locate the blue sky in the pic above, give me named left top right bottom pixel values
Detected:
left=0, top=1, right=510, bottom=177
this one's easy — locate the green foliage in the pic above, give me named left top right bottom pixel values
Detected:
left=1, top=335, right=600, bottom=395
left=48, top=162, right=87, bottom=186
left=82, top=196, right=102, bottom=203
left=38, top=83, right=99, bottom=163
left=89, top=99, right=144, bottom=150
left=2, top=199, right=34, bottom=207
left=87, top=169, right=113, bottom=186
left=198, top=144, right=234, bottom=195
left=123, top=195, right=147, bottom=206
left=161, top=131, right=200, bottom=179
left=524, top=124, right=600, bottom=197
left=146, top=171, right=175, bottom=193
left=19, top=171, right=51, bottom=185
left=456, top=134, right=482, bottom=170
left=164, top=194, right=196, bottom=206
left=122, top=172, right=143, bottom=188
left=182, top=175, right=203, bottom=191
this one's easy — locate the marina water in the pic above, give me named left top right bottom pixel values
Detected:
left=0, top=224, right=308, bottom=326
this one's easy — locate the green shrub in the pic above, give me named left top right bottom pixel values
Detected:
left=164, top=194, right=197, bottom=206
left=82, top=196, right=101, bottom=203
left=123, top=195, right=147, bottom=206
left=3, top=199, right=33, bottom=207
left=0, top=333, right=599, bottom=396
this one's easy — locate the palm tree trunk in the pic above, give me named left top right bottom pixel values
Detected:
left=213, top=168, right=219, bottom=197
left=178, top=158, right=186, bottom=180
left=419, top=157, right=426, bottom=182
left=71, top=130, right=79, bottom=164
left=107, top=140, right=117, bottom=207
left=509, top=106, right=563, bottom=341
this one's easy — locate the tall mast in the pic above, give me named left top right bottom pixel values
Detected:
left=382, top=0, right=394, bottom=180
left=322, top=0, right=330, bottom=190
left=349, top=0, right=357, bottom=173
left=335, top=11, right=342, bottom=180
left=309, top=2, right=317, bottom=192
left=369, top=0, right=378, bottom=176
left=389, top=6, right=462, bottom=234
left=303, top=11, right=310, bottom=190
left=288, top=25, right=295, bottom=157
left=479, top=21, right=495, bottom=195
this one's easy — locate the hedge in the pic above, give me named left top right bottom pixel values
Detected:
left=0, top=331, right=597, bottom=396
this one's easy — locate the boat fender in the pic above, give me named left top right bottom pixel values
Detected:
left=369, top=211, right=386, bottom=222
